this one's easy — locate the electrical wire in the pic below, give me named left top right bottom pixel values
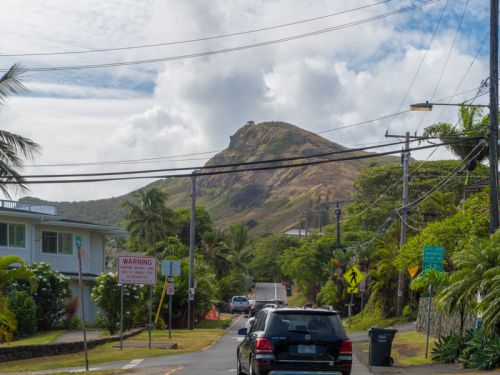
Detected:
left=0, top=0, right=442, bottom=72
left=386, top=0, right=449, bottom=132
left=416, top=0, right=470, bottom=131
left=0, top=1, right=393, bottom=57
left=2, top=138, right=481, bottom=184
left=401, top=142, right=486, bottom=210
left=14, top=139, right=416, bottom=179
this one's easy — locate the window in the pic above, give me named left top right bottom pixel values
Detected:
left=42, top=231, right=74, bottom=255
left=0, top=222, right=25, bottom=248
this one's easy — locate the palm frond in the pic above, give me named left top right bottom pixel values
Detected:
left=0, top=63, right=28, bottom=106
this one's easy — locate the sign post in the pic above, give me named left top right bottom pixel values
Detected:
left=118, top=256, right=156, bottom=349
left=119, top=284, right=124, bottom=350
left=161, top=260, right=181, bottom=339
left=75, top=235, right=89, bottom=371
left=422, top=246, right=445, bottom=359
left=343, top=266, right=365, bottom=328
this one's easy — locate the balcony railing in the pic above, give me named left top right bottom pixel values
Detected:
left=0, top=200, right=58, bottom=215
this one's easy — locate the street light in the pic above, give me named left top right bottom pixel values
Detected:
left=410, top=101, right=489, bottom=111
left=410, top=98, right=499, bottom=234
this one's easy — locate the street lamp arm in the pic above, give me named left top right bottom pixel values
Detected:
left=410, top=101, right=489, bottom=111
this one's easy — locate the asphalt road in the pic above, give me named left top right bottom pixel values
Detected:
left=29, top=282, right=286, bottom=375
left=28, top=283, right=371, bottom=374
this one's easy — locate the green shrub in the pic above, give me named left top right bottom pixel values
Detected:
left=458, top=330, right=500, bottom=370
left=433, top=330, right=500, bottom=370
left=401, top=305, right=412, bottom=319
left=8, top=262, right=71, bottom=330
left=91, top=273, right=147, bottom=334
left=317, top=280, right=340, bottom=306
left=7, top=291, right=36, bottom=337
left=432, top=331, right=471, bottom=363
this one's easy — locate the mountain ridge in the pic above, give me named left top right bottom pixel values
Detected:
left=22, top=121, right=398, bottom=234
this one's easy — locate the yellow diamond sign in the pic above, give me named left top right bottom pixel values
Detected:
left=408, top=265, right=419, bottom=279
left=343, top=266, right=364, bottom=287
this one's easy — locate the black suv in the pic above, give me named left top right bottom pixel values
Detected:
left=237, top=307, right=352, bottom=375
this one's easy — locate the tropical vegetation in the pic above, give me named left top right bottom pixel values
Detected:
left=0, top=255, right=36, bottom=342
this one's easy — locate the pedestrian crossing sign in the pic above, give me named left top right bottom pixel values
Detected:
left=343, top=266, right=364, bottom=287
left=347, top=286, right=359, bottom=294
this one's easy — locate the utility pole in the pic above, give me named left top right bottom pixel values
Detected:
left=335, top=200, right=342, bottom=249
left=305, top=209, right=309, bottom=238
left=188, top=172, right=196, bottom=329
left=489, top=0, right=499, bottom=234
left=385, top=131, right=411, bottom=316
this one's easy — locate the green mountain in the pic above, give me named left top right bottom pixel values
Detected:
left=22, top=121, right=397, bottom=234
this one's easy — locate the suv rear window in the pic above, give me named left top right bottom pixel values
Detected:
left=233, top=297, right=248, bottom=302
left=267, top=312, right=346, bottom=339
left=253, top=301, right=268, bottom=308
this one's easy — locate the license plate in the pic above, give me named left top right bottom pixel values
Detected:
left=297, top=344, right=316, bottom=354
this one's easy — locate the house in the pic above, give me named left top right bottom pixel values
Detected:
left=0, top=199, right=126, bottom=322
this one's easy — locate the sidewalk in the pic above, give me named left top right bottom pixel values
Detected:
left=54, top=329, right=104, bottom=343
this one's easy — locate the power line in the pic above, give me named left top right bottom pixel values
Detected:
left=416, top=0, right=470, bottom=131
left=386, top=0, right=449, bottom=132
left=20, top=84, right=485, bottom=170
left=0, top=1, right=393, bottom=57
left=16, top=139, right=414, bottom=179
left=0, top=0, right=442, bottom=73
left=3, top=138, right=481, bottom=184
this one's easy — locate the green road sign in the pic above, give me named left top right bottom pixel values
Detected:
left=423, top=246, right=445, bottom=272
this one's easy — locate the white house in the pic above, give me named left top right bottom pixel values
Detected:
left=0, top=199, right=125, bottom=323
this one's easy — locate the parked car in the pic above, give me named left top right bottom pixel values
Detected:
left=248, top=300, right=270, bottom=318
left=237, top=307, right=352, bottom=375
left=230, top=296, right=251, bottom=314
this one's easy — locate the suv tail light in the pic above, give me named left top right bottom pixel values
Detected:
left=255, top=338, right=273, bottom=353
left=338, top=340, right=352, bottom=368
left=339, top=340, right=352, bottom=354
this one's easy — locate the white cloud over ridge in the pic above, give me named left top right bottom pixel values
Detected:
left=0, top=0, right=489, bottom=201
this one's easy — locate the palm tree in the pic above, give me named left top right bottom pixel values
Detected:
left=225, top=224, right=253, bottom=273
left=0, top=64, right=40, bottom=197
left=201, top=231, right=230, bottom=277
left=0, top=255, right=36, bottom=342
left=437, top=235, right=500, bottom=332
left=122, top=188, right=175, bottom=252
left=423, top=104, right=488, bottom=183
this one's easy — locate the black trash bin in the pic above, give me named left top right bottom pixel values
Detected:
left=368, top=327, right=398, bottom=366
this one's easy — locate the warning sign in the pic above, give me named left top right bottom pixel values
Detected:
left=408, top=265, right=419, bottom=279
left=347, top=286, right=359, bottom=294
left=343, top=266, right=365, bottom=287
left=118, top=256, right=156, bottom=285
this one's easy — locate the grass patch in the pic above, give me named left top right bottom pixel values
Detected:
left=196, top=314, right=233, bottom=329
left=287, top=287, right=312, bottom=308
left=0, top=330, right=64, bottom=347
left=356, top=331, right=436, bottom=366
left=344, top=305, right=410, bottom=333
left=0, top=328, right=227, bottom=373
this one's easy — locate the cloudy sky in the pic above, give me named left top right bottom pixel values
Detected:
left=0, top=0, right=491, bottom=201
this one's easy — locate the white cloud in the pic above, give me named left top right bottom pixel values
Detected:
left=0, top=0, right=489, bottom=201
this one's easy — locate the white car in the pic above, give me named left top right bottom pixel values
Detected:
left=229, top=296, right=250, bottom=314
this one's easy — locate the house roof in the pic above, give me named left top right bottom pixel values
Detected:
left=0, top=205, right=127, bottom=237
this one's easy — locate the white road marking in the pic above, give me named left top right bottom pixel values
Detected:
left=274, top=282, right=277, bottom=299
left=122, top=358, right=144, bottom=369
